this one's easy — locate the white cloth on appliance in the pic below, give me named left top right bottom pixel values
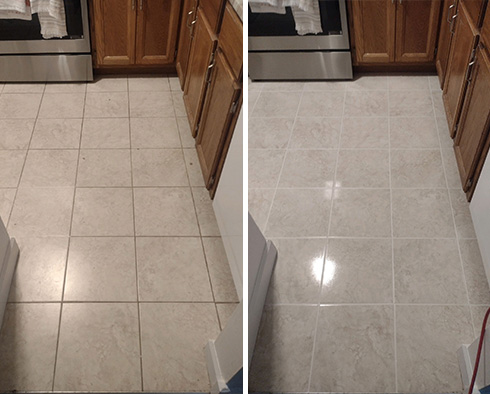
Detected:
left=0, top=0, right=32, bottom=20
left=249, top=0, right=285, bottom=14
left=30, top=0, right=67, bottom=39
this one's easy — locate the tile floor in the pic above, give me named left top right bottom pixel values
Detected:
left=0, top=75, right=238, bottom=392
left=248, top=75, right=490, bottom=393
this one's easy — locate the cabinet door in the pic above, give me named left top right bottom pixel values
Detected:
left=460, top=0, right=486, bottom=27
left=436, top=0, right=458, bottom=87
left=183, top=10, right=218, bottom=136
left=351, top=0, right=396, bottom=63
left=442, top=4, right=479, bottom=137
left=135, top=0, right=180, bottom=65
left=395, top=0, right=441, bottom=63
left=454, top=45, right=490, bottom=192
left=93, top=0, right=136, bottom=66
left=176, top=0, right=199, bottom=88
left=196, top=48, right=240, bottom=189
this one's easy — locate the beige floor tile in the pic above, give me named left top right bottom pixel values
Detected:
left=171, top=92, right=186, bottom=117
left=0, top=150, right=26, bottom=187
left=128, top=76, right=170, bottom=92
left=394, top=238, right=467, bottom=304
left=44, top=83, right=86, bottom=94
left=340, top=117, right=389, bottom=148
left=345, top=75, right=388, bottom=90
left=432, top=91, right=446, bottom=117
left=250, top=305, right=317, bottom=393
left=429, top=75, right=442, bottom=91
left=130, top=91, right=175, bottom=117
left=449, top=188, right=477, bottom=239
left=81, top=118, right=130, bottom=149
left=396, top=305, right=473, bottom=392
left=203, top=237, right=238, bottom=302
left=0, top=303, right=60, bottom=392
left=249, top=149, right=285, bottom=188
left=54, top=303, right=141, bottom=391
left=310, top=305, right=395, bottom=392
left=249, top=117, right=294, bottom=149
left=321, top=238, right=393, bottom=304
left=388, top=75, right=430, bottom=90
left=330, top=188, right=391, bottom=237
left=0, top=188, right=15, bottom=222
left=389, top=90, right=434, bottom=117
left=134, top=187, right=199, bottom=236
left=298, top=91, right=345, bottom=117
left=169, top=76, right=181, bottom=91
left=217, top=303, right=237, bottom=330
left=30, top=119, right=82, bottom=149
left=460, top=239, right=490, bottom=304
left=391, top=149, right=446, bottom=188
left=8, top=237, right=68, bottom=302
left=8, top=187, right=74, bottom=237
left=140, top=303, right=219, bottom=392
left=71, top=188, right=134, bottom=236
left=262, top=81, right=305, bottom=91
left=183, top=148, right=205, bottom=186
left=248, top=90, right=260, bottom=111
left=20, top=150, right=78, bottom=187
left=137, top=237, right=213, bottom=301
left=132, top=149, right=188, bottom=186
left=279, top=149, right=336, bottom=188
left=344, top=91, right=388, bottom=117
left=266, top=188, right=332, bottom=237
left=390, top=117, right=440, bottom=149
left=0, top=119, right=35, bottom=149
left=192, top=187, right=220, bottom=236
left=130, top=117, right=181, bottom=148
left=64, top=237, right=137, bottom=301
left=303, top=81, right=347, bottom=91
left=248, top=188, right=274, bottom=233
left=289, top=117, right=341, bottom=149
left=84, top=92, right=129, bottom=118
left=266, top=238, right=325, bottom=304
left=177, top=117, right=194, bottom=148
left=471, top=305, right=490, bottom=337
left=2, top=83, right=45, bottom=93
left=38, top=93, right=85, bottom=118
left=252, top=91, right=302, bottom=118
left=442, top=148, right=462, bottom=188
left=336, top=149, right=390, bottom=188
left=86, top=76, right=128, bottom=93
left=392, top=188, right=455, bottom=238
left=77, top=149, right=131, bottom=187
left=0, top=93, right=42, bottom=119
left=437, top=116, right=453, bottom=149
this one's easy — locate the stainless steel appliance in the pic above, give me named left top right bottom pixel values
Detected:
left=0, top=0, right=93, bottom=82
left=249, top=0, right=353, bottom=80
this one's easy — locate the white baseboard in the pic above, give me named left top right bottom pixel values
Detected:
left=205, top=340, right=230, bottom=394
left=458, top=344, right=481, bottom=394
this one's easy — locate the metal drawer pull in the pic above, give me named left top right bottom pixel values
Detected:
left=186, top=10, right=194, bottom=28
left=447, top=3, right=456, bottom=23
left=466, top=50, right=477, bottom=84
left=132, top=0, right=135, bottom=10
left=450, top=13, right=458, bottom=34
left=140, top=0, right=143, bottom=10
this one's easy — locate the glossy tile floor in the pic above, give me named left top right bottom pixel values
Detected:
left=0, top=76, right=238, bottom=392
left=248, top=75, right=490, bottom=393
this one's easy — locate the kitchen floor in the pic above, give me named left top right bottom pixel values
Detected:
left=0, top=76, right=238, bottom=392
left=248, top=75, right=490, bottom=393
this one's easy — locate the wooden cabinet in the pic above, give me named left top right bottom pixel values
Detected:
left=351, top=0, right=441, bottom=65
left=91, top=0, right=180, bottom=68
left=460, top=0, right=487, bottom=27
left=176, top=0, right=198, bottom=87
left=436, top=0, right=458, bottom=87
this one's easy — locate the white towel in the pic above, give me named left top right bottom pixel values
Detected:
left=249, top=0, right=285, bottom=14
left=31, top=0, right=67, bottom=39
left=0, top=0, right=32, bottom=20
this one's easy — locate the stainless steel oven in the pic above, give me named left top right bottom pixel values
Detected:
left=249, top=0, right=353, bottom=80
left=0, top=0, right=93, bottom=82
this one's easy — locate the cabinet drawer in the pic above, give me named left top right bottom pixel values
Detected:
left=218, top=3, right=243, bottom=79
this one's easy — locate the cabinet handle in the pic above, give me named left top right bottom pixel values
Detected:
left=466, top=49, right=477, bottom=84
left=447, top=3, right=456, bottom=23
left=450, top=13, right=458, bottom=34
left=186, top=10, right=194, bottom=28
left=139, top=0, right=143, bottom=10
left=399, top=0, right=402, bottom=4
left=132, top=0, right=135, bottom=10
left=205, top=55, right=216, bottom=84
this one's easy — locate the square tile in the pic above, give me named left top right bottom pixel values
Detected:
left=0, top=93, right=42, bottom=118
left=394, top=238, right=467, bottom=304
left=437, top=116, right=453, bottom=149
left=84, top=92, right=129, bottom=118
left=8, top=237, right=68, bottom=302
left=192, top=187, right=220, bottom=236
left=442, top=148, right=462, bottom=188
left=340, top=117, right=389, bottom=148
left=390, top=117, right=440, bottom=148
left=77, top=149, right=131, bottom=187
left=64, top=237, right=137, bottom=301
left=330, top=189, right=391, bottom=237
left=128, top=76, right=170, bottom=91
left=203, top=237, right=238, bottom=302
left=460, top=239, right=490, bottom=304
left=303, top=81, right=347, bottom=91
left=0, top=119, right=35, bottom=149
left=449, top=188, right=477, bottom=239
left=130, top=117, right=181, bottom=148
left=132, top=149, right=188, bottom=186
left=344, top=91, right=388, bottom=117
left=310, top=305, right=395, bottom=392
left=391, top=149, right=446, bottom=188
left=217, top=303, right=237, bottom=330
left=252, top=92, right=302, bottom=118
left=81, top=118, right=130, bottom=149
left=321, top=238, right=393, bottom=303
left=44, top=83, right=86, bottom=93
left=177, top=117, right=194, bottom=148
left=429, top=75, right=442, bottom=91
left=0, top=150, right=26, bottom=187
left=248, top=188, right=274, bottom=233
left=38, top=93, right=85, bottom=118
left=3, top=83, right=45, bottom=93
left=248, top=149, right=285, bottom=188
left=130, top=91, right=175, bottom=117
left=87, top=76, right=128, bottom=93
left=266, top=188, right=332, bottom=237
left=169, top=76, right=181, bottom=91
left=345, top=75, right=388, bottom=90
left=183, top=148, right=205, bottom=186
left=134, top=187, right=199, bottom=236
left=289, top=117, right=341, bottom=149
left=388, top=75, right=430, bottom=90
left=0, top=303, right=60, bottom=392
left=432, top=91, right=446, bottom=117
left=136, top=237, right=213, bottom=301
left=262, top=81, right=305, bottom=91
left=266, top=238, right=325, bottom=304
left=392, top=189, right=455, bottom=238
left=250, top=305, right=317, bottom=393
left=471, top=305, right=490, bottom=337
left=20, top=150, right=78, bottom=187
left=297, top=91, right=345, bottom=117
left=8, top=187, right=74, bottom=237
left=71, top=188, right=134, bottom=236
left=389, top=90, right=434, bottom=117
left=172, top=92, right=186, bottom=117
left=140, top=303, right=220, bottom=392
left=30, top=118, right=82, bottom=149
left=249, top=117, right=294, bottom=149
left=54, top=303, right=141, bottom=391
left=336, top=149, right=390, bottom=188
left=279, top=149, right=336, bottom=188
left=0, top=188, right=16, bottom=222
left=396, top=305, right=473, bottom=392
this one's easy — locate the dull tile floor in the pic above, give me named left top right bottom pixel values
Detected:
left=248, top=75, right=490, bottom=393
left=0, top=75, right=238, bottom=392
